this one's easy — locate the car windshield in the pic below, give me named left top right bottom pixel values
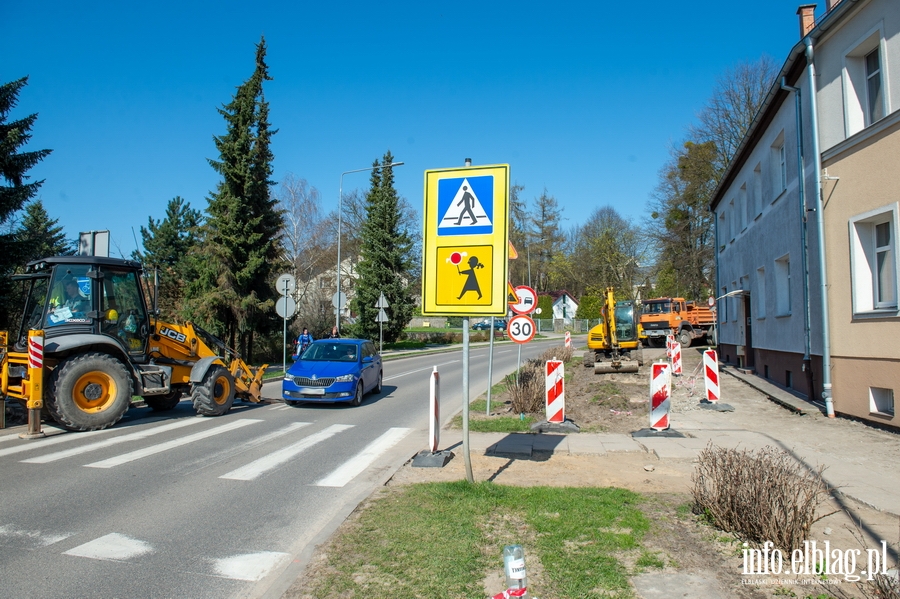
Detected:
left=301, top=343, right=357, bottom=362
left=643, top=301, right=671, bottom=314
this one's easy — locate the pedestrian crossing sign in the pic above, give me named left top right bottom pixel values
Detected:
left=422, top=164, right=509, bottom=316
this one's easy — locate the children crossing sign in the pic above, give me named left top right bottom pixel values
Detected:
left=422, top=164, right=509, bottom=316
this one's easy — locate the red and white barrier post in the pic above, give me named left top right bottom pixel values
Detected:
left=545, top=359, right=565, bottom=423
left=666, top=334, right=676, bottom=360
left=564, top=331, right=571, bottom=348
left=429, top=366, right=440, bottom=452
left=649, top=362, right=671, bottom=431
left=703, top=349, right=720, bottom=403
left=671, top=338, right=683, bottom=376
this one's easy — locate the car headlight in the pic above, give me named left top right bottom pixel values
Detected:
left=334, top=373, right=357, bottom=382
left=283, top=374, right=293, bottom=381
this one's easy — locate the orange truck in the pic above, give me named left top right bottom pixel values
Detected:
left=639, top=297, right=716, bottom=348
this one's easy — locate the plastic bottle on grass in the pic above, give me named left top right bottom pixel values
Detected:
left=503, top=544, right=528, bottom=598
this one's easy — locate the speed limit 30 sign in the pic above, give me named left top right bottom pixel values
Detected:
left=507, top=314, right=536, bottom=344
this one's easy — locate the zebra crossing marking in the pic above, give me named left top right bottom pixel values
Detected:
left=315, top=427, right=410, bottom=487
left=63, top=533, right=154, bottom=561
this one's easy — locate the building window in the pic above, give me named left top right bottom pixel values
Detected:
left=756, top=267, right=766, bottom=319
left=720, top=287, right=727, bottom=323
left=843, top=30, right=886, bottom=136
left=774, top=255, right=791, bottom=316
left=731, top=281, right=738, bottom=321
left=869, top=387, right=895, bottom=416
left=729, top=199, right=736, bottom=241
left=850, top=205, right=898, bottom=313
left=752, top=163, right=762, bottom=218
left=866, top=48, right=885, bottom=124
left=718, top=211, right=728, bottom=250
left=771, top=132, right=786, bottom=200
left=739, top=183, right=748, bottom=232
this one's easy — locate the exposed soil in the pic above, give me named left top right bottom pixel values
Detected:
left=287, top=346, right=899, bottom=599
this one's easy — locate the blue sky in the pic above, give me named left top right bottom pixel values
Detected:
left=5, top=1, right=813, bottom=257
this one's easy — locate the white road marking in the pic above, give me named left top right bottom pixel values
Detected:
left=21, top=418, right=206, bottom=464
left=384, top=361, right=459, bottom=381
left=0, top=525, right=73, bottom=548
left=315, top=427, right=410, bottom=488
left=63, top=533, right=154, bottom=561
left=220, top=424, right=352, bottom=481
left=83, top=419, right=262, bottom=469
left=212, top=551, right=291, bottom=581
left=0, top=428, right=111, bottom=458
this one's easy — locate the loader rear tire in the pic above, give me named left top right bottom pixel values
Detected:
left=47, top=353, right=132, bottom=431
left=145, top=391, right=182, bottom=412
left=191, top=365, right=235, bottom=417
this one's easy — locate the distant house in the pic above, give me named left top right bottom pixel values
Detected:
left=543, top=290, right=579, bottom=322
left=711, top=0, right=899, bottom=428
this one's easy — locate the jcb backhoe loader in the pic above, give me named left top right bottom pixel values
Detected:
left=582, top=287, right=643, bottom=374
left=1, top=255, right=267, bottom=433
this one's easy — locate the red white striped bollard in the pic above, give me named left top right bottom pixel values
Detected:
left=649, top=362, right=671, bottom=431
left=429, top=366, right=440, bottom=452
left=666, top=334, right=676, bottom=360
left=704, top=349, right=720, bottom=402
left=671, top=339, right=683, bottom=376
left=564, top=331, right=571, bottom=348
left=545, top=359, right=565, bottom=423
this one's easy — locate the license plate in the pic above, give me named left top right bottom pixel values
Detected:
left=302, top=388, right=325, bottom=395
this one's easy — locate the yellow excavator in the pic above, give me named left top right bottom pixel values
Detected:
left=582, top=287, right=643, bottom=374
left=1, top=255, right=267, bottom=433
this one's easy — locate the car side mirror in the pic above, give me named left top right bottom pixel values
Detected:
left=362, top=355, right=373, bottom=363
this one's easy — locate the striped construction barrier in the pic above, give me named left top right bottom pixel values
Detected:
left=671, top=339, right=683, bottom=376
left=649, top=362, right=671, bottom=431
left=545, top=359, right=565, bottom=423
left=704, top=349, right=720, bottom=402
left=564, top=331, right=571, bottom=348
left=429, top=366, right=440, bottom=452
left=666, top=334, right=676, bottom=360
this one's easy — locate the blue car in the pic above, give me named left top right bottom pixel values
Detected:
left=282, top=338, right=383, bottom=406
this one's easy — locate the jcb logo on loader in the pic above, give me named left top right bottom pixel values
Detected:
left=159, top=327, right=187, bottom=344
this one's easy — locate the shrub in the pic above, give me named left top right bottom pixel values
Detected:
left=505, top=361, right=545, bottom=414
left=538, top=344, right=574, bottom=364
left=691, top=443, right=832, bottom=552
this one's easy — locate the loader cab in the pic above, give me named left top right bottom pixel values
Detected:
left=18, top=256, right=151, bottom=357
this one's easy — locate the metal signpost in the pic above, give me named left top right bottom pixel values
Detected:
left=375, top=292, right=389, bottom=353
left=275, top=273, right=297, bottom=375
left=422, top=162, right=510, bottom=483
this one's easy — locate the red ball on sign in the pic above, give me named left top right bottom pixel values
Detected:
left=450, top=252, right=462, bottom=265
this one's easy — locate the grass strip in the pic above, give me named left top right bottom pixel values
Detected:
left=302, top=481, right=649, bottom=599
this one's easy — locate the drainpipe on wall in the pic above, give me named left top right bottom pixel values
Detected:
left=804, top=37, right=836, bottom=418
left=780, top=77, right=816, bottom=401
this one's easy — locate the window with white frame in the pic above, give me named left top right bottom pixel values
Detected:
left=775, top=255, right=791, bottom=316
left=740, top=183, right=748, bottom=231
left=729, top=199, right=736, bottom=241
left=869, top=387, right=894, bottom=416
left=843, top=29, right=887, bottom=137
left=718, top=209, right=728, bottom=249
left=850, top=204, right=898, bottom=313
left=753, top=163, right=762, bottom=218
left=771, top=132, right=786, bottom=200
left=756, top=267, right=766, bottom=318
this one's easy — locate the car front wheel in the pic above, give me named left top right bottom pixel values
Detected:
left=350, top=382, right=363, bottom=406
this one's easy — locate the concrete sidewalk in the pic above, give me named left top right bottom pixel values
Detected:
left=442, top=359, right=900, bottom=517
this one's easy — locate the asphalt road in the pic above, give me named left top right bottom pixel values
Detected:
left=0, top=337, right=561, bottom=599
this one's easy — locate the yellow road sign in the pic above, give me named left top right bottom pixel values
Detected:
left=422, top=164, right=509, bottom=316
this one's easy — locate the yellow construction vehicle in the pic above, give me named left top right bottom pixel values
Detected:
left=1, top=255, right=267, bottom=433
left=582, top=287, right=643, bottom=374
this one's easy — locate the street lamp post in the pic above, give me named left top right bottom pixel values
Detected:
left=336, top=161, right=404, bottom=333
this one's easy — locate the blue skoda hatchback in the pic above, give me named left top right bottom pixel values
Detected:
left=282, top=338, right=383, bottom=406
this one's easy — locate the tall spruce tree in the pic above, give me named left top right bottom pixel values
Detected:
left=137, top=196, right=201, bottom=321
left=17, top=199, right=72, bottom=261
left=185, top=37, right=284, bottom=359
left=352, top=151, right=415, bottom=344
left=0, top=77, right=52, bottom=329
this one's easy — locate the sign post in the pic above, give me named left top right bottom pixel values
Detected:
left=275, top=274, right=297, bottom=375
left=375, top=293, right=389, bottom=353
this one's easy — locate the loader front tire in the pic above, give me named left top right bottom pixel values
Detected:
left=191, top=365, right=235, bottom=417
left=145, top=391, right=183, bottom=412
left=47, top=353, right=132, bottom=431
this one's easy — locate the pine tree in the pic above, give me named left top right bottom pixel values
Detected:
left=352, top=151, right=415, bottom=344
left=185, top=37, right=285, bottom=359
left=17, top=199, right=72, bottom=261
left=0, top=77, right=52, bottom=329
left=137, top=196, right=201, bottom=320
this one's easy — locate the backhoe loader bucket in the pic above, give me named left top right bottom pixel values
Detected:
left=594, top=359, right=639, bottom=375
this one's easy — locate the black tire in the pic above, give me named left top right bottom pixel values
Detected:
left=678, top=329, right=693, bottom=348
left=144, top=391, right=182, bottom=412
left=373, top=370, right=383, bottom=394
left=47, top=353, right=133, bottom=431
left=350, top=382, right=363, bottom=407
left=191, top=365, right=235, bottom=417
